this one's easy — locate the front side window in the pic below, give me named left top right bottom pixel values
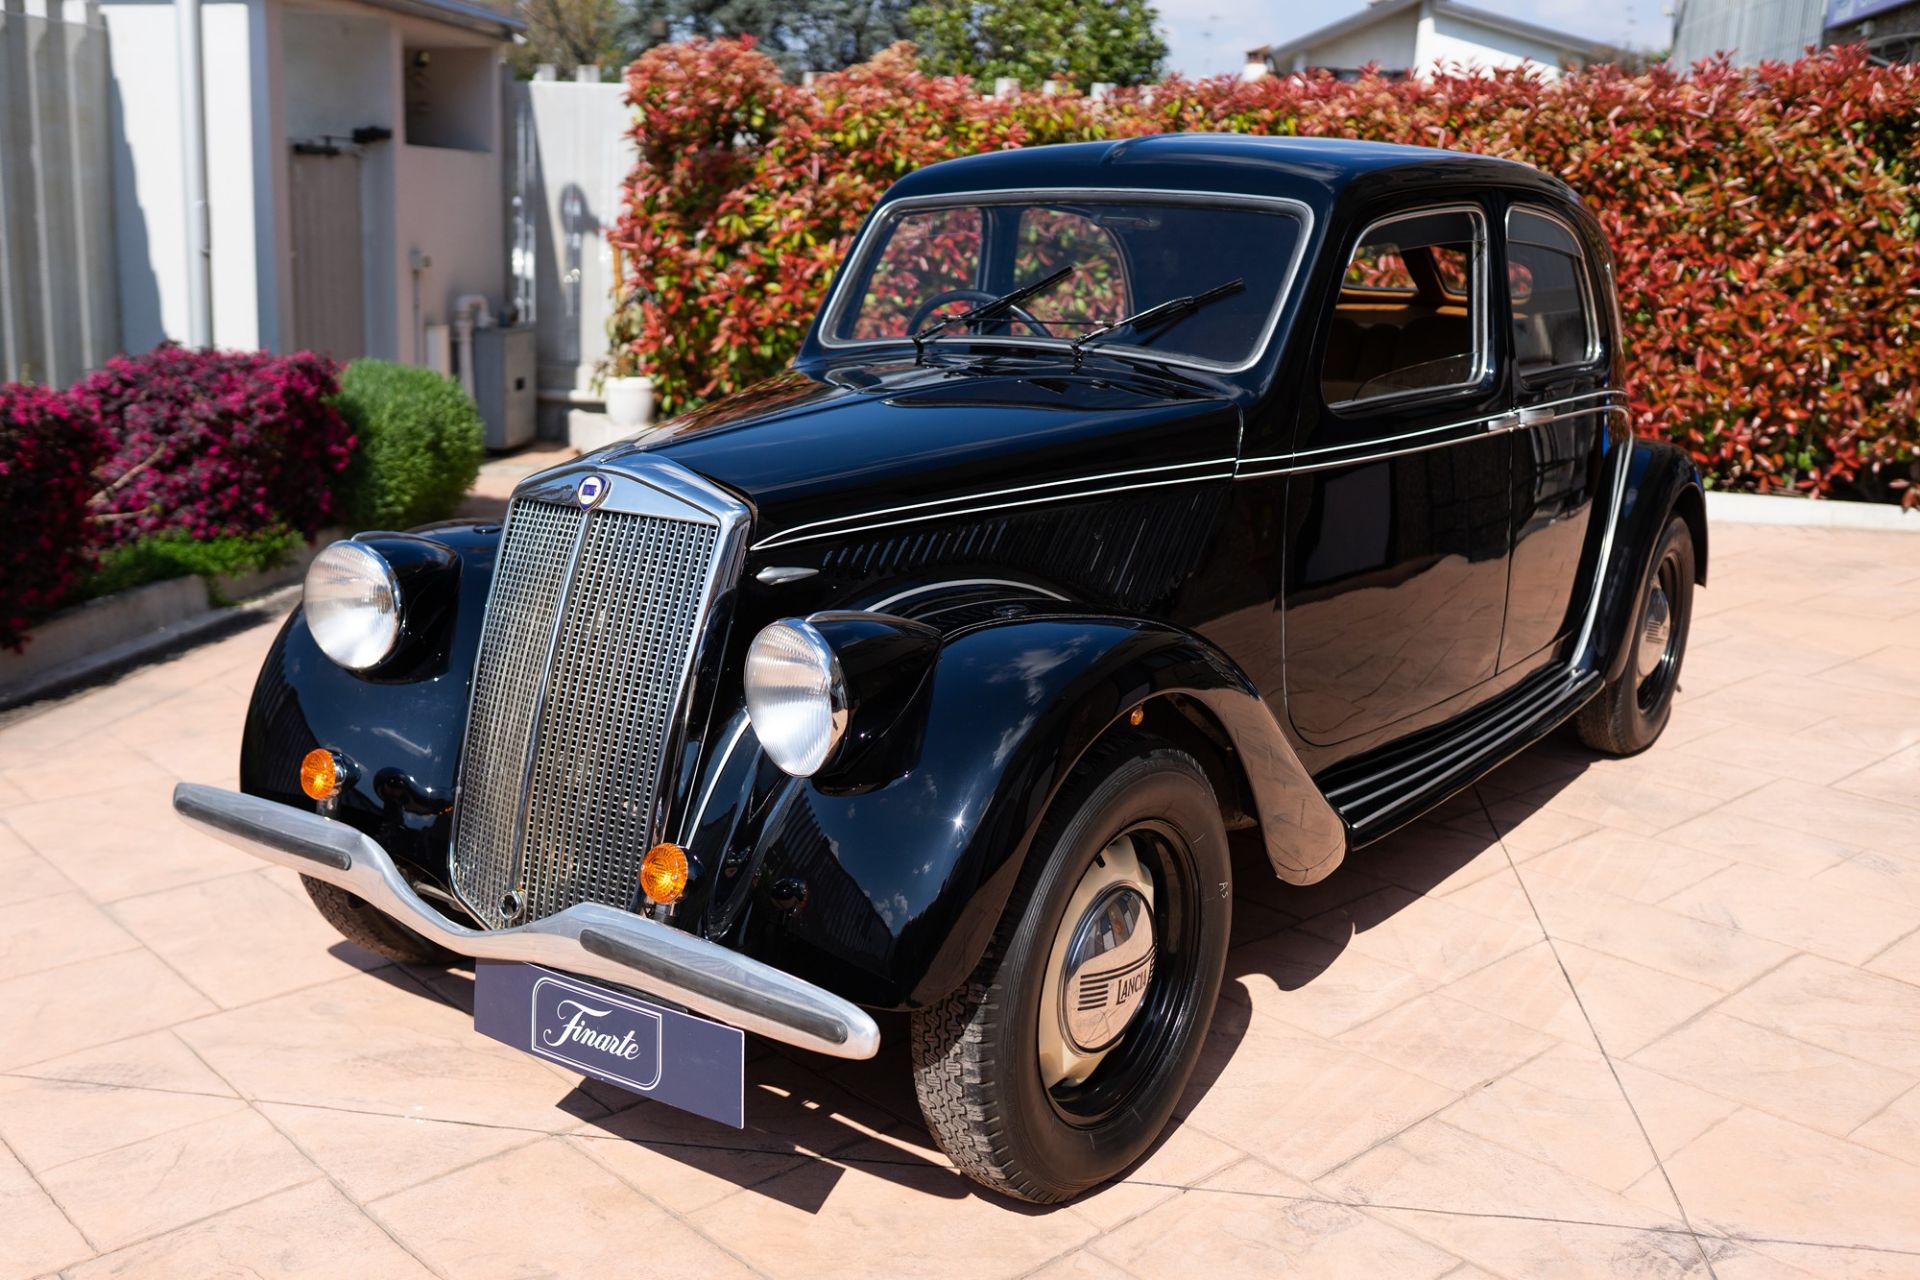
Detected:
left=1507, top=207, right=1598, bottom=375
left=830, top=196, right=1307, bottom=370
left=1012, top=209, right=1131, bottom=329
left=849, top=207, right=985, bottom=340
left=1321, top=207, right=1486, bottom=407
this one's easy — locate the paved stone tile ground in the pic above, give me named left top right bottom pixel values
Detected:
left=1, top=522, right=1918, bottom=1279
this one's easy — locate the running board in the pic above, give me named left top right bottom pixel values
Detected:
left=1316, top=666, right=1602, bottom=844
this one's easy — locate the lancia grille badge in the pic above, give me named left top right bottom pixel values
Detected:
left=575, top=474, right=609, bottom=508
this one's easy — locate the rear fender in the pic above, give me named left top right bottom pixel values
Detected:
left=1593, top=439, right=1707, bottom=686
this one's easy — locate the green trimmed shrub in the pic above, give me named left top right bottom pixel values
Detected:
left=334, top=360, right=485, bottom=530
left=82, top=527, right=302, bottom=603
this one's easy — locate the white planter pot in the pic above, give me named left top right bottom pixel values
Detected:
left=603, top=376, right=654, bottom=431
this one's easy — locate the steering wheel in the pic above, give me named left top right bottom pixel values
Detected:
left=906, top=289, right=1055, bottom=339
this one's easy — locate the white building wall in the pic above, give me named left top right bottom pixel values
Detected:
left=101, top=0, right=270, bottom=353
left=98, top=0, right=505, bottom=365
left=386, top=24, right=503, bottom=366
left=1418, top=10, right=1573, bottom=75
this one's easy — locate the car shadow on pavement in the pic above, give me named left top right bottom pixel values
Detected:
left=1152, top=731, right=1598, bottom=1166
left=354, top=732, right=1598, bottom=1214
left=364, top=956, right=980, bottom=1213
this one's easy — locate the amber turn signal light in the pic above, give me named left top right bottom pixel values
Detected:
left=299, top=748, right=346, bottom=801
left=640, top=842, right=690, bottom=904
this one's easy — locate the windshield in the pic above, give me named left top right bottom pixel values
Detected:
left=826, top=195, right=1307, bottom=370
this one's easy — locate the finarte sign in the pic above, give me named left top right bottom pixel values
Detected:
left=474, top=961, right=746, bottom=1127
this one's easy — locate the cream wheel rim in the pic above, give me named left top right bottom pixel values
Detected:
left=1038, top=834, right=1156, bottom=1090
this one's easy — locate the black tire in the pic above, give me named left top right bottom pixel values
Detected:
left=1576, top=513, right=1695, bottom=756
left=300, top=874, right=457, bottom=965
left=910, top=739, right=1232, bottom=1203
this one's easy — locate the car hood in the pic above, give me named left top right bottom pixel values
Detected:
left=586, top=357, right=1244, bottom=551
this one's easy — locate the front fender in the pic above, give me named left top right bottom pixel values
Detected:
left=694, top=616, right=1343, bottom=1009
left=238, top=521, right=501, bottom=889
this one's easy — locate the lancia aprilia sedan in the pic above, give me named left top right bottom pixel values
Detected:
left=175, top=135, right=1704, bottom=1203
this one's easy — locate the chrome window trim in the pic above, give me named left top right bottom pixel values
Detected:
left=816, top=187, right=1316, bottom=376
left=1321, top=202, right=1494, bottom=413
left=1504, top=203, right=1604, bottom=378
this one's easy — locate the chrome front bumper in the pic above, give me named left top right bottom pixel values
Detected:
left=172, top=783, right=881, bottom=1059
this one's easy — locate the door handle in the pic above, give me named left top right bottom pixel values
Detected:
left=1489, top=406, right=1555, bottom=433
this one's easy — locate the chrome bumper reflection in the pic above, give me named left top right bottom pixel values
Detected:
left=171, top=783, right=880, bottom=1060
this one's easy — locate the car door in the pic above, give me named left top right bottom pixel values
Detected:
left=1282, top=202, right=1514, bottom=748
left=1498, top=203, right=1612, bottom=670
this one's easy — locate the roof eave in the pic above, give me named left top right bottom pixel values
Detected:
left=347, top=0, right=525, bottom=39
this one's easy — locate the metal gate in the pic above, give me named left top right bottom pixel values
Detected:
left=288, top=147, right=365, bottom=359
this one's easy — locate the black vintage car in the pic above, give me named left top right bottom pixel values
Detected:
left=175, top=135, right=1704, bottom=1203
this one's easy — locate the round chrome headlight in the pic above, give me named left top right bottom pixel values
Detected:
left=304, top=541, right=402, bottom=671
left=745, top=619, right=847, bottom=777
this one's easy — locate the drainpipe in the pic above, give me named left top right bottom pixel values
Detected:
left=177, top=0, right=213, bottom=346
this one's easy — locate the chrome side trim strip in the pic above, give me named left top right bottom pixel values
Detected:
left=174, top=784, right=881, bottom=1059
left=1236, top=403, right=1627, bottom=480
left=1237, top=389, right=1627, bottom=471
left=750, top=457, right=1236, bottom=551
left=1569, top=409, right=1636, bottom=669
left=679, top=712, right=752, bottom=848
left=1347, top=673, right=1599, bottom=828
left=1328, top=672, right=1584, bottom=815
left=752, top=467, right=1235, bottom=551
left=867, top=578, right=1070, bottom=612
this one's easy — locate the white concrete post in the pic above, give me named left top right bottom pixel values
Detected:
left=176, top=0, right=212, bottom=346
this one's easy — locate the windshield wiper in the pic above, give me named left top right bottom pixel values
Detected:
left=911, top=265, right=1076, bottom=361
left=1069, top=278, right=1246, bottom=362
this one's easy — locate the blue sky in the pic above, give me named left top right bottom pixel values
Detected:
left=1158, top=0, right=1675, bottom=78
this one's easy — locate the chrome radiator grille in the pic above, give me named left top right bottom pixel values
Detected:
left=452, top=479, right=725, bottom=929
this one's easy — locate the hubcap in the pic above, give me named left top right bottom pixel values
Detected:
left=1038, top=836, right=1155, bottom=1089
left=1062, top=886, right=1155, bottom=1053
left=1636, top=585, right=1672, bottom=684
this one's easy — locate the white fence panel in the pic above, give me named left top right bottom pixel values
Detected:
left=0, top=0, right=118, bottom=386
left=507, top=77, right=633, bottom=437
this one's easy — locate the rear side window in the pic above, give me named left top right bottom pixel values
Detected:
left=1321, top=207, right=1486, bottom=407
left=1507, top=208, right=1598, bottom=374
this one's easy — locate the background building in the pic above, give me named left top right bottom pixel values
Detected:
left=1246, top=0, right=1622, bottom=81
left=1670, top=0, right=1920, bottom=64
left=98, top=0, right=521, bottom=363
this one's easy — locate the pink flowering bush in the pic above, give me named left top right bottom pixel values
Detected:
left=0, top=383, right=113, bottom=649
left=71, top=344, right=355, bottom=546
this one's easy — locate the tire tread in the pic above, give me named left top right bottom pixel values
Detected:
left=909, top=737, right=1212, bottom=1203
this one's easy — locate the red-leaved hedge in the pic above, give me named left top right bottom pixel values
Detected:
left=72, top=345, right=355, bottom=545
left=612, top=40, right=1920, bottom=499
left=0, top=383, right=113, bottom=649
